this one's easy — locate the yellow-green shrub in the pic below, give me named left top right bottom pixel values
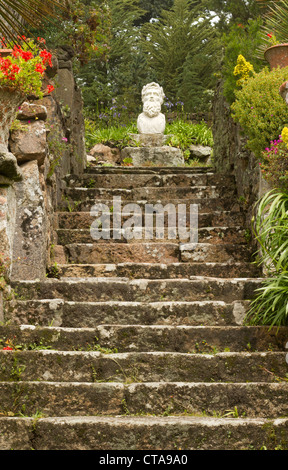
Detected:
left=231, top=66, right=288, bottom=158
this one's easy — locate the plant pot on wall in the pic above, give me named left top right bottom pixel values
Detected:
left=264, top=43, right=288, bottom=70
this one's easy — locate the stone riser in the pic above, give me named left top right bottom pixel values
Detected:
left=0, top=350, right=286, bottom=383
left=59, top=198, right=241, bottom=214
left=0, top=325, right=287, bottom=353
left=56, top=211, right=246, bottom=230
left=65, top=173, right=235, bottom=189
left=64, top=242, right=253, bottom=264
left=85, top=166, right=212, bottom=174
left=64, top=185, right=235, bottom=201
left=11, top=278, right=261, bottom=303
left=1, top=415, right=288, bottom=450
left=55, top=262, right=261, bottom=279
left=56, top=227, right=247, bottom=246
left=5, top=300, right=249, bottom=328
left=1, top=381, right=288, bottom=419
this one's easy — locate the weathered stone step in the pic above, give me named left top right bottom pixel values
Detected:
left=64, top=242, right=253, bottom=264
left=1, top=381, right=288, bottom=419
left=2, top=415, right=288, bottom=450
left=65, top=172, right=235, bottom=189
left=0, top=324, right=286, bottom=353
left=5, top=300, right=250, bottom=327
left=56, top=211, right=246, bottom=230
left=64, top=185, right=235, bottom=201
left=0, top=350, right=286, bottom=383
left=85, top=166, right=213, bottom=174
left=56, top=227, right=247, bottom=246
left=10, top=278, right=261, bottom=303
left=59, top=197, right=241, bottom=214
left=54, top=262, right=261, bottom=280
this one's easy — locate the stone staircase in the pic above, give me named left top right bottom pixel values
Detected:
left=1, top=165, right=288, bottom=450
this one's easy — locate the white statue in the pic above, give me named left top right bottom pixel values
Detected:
left=137, top=82, right=166, bottom=134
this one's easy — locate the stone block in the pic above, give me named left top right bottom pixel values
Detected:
left=9, top=120, right=47, bottom=166
left=17, top=102, right=48, bottom=121
left=10, top=160, right=47, bottom=281
left=121, top=146, right=184, bottom=167
left=128, top=134, right=173, bottom=147
left=89, top=144, right=121, bottom=165
left=0, top=144, right=22, bottom=181
left=189, top=144, right=212, bottom=161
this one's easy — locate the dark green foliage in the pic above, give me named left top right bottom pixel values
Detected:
left=141, top=0, right=219, bottom=111
left=221, top=18, right=265, bottom=104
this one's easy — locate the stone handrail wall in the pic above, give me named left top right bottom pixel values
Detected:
left=212, top=80, right=270, bottom=229
left=0, top=46, right=86, bottom=304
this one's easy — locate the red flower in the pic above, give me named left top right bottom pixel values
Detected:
left=3, top=346, right=13, bottom=350
left=46, top=84, right=54, bottom=93
left=35, top=63, right=45, bottom=74
left=40, top=50, right=52, bottom=67
left=267, top=33, right=273, bottom=38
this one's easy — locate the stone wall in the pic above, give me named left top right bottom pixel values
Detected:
left=212, top=80, right=270, bottom=228
left=0, top=46, right=86, bottom=304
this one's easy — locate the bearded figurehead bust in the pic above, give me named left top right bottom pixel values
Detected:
left=137, top=82, right=166, bottom=134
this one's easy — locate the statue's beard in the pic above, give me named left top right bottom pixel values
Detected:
left=143, top=101, right=161, bottom=118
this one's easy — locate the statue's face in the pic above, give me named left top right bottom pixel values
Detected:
left=143, top=88, right=162, bottom=104
left=142, top=87, right=162, bottom=118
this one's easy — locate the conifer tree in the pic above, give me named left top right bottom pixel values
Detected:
left=141, top=0, right=219, bottom=110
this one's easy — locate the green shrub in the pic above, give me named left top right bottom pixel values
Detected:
left=231, top=66, right=288, bottom=159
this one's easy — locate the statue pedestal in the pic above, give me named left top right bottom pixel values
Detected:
left=121, top=134, right=185, bottom=167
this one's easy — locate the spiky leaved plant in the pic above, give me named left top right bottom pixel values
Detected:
left=245, top=189, right=288, bottom=328
left=0, top=0, right=65, bottom=43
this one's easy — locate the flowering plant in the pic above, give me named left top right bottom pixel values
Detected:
left=260, top=127, right=288, bottom=189
left=0, top=36, right=54, bottom=98
left=266, top=33, right=278, bottom=46
left=233, top=54, right=255, bottom=87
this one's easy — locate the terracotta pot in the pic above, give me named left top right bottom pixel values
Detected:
left=264, top=43, right=288, bottom=69
left=0, top=87, right=25, bottom=146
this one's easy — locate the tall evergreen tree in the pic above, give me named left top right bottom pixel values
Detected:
left=141, top=0, right=219, bottom=110
left=76, top=0, right=150, bottom=114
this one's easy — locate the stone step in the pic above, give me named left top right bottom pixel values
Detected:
left=56, top=211, right=246, bottom=230
left=63, top=185, right=236, bottom=201
left=55, top=227, right=248, bottom=246
left=10, top=278, right=261, bottom=303
left=63, top=242, right=254, bottom=264
left=0, top=324, right=286, bottom=353
left=59, top=197, right=241, bottom=214
left=65, top=172, right=235, bottom=189
left=2, top=415, right=288, bottom=450
left=85, top=166, right=213, bottom=174
left=5, top=300, right=250, bottom=327
left=53, top=262, right=261, bottom=280
left=0, top=350, right=286, bottom=383
left=1, top=381, right=288, bottom=420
